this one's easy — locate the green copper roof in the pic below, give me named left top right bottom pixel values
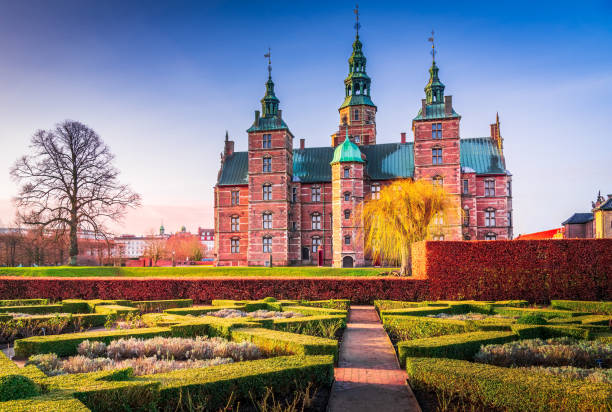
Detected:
left=413, top=103, right=460, bottom=121
left=217, top=138, right=505, bottom=186
left=339, top=94, right=376, bottom=109
left=246, top=71, right=289, bottom=133
left=246, top=116, right=290, bottom=133
left=331, top=137, right=365, bottom=164
left=460, top=138, right=505, bottom=174
left=340, top=35, right=375, bottom=110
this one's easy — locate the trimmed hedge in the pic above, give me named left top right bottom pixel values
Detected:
left=397, top=331, right=517, bottom=367
left=132, top=299, right=193, bottom=312
left=0, top=304, right=63, bottom=315
left=14, top=327, right=171, bottom=358
left=492, top=306, right=587, bottom=319
left=297, top=299, right=351, bottom=310
left=93, top=305, right=139, bottom=316
left=152, top=355, right=334, bottom=411
left=550, top=299, right=612, bottom=315
left=383, top=315, right=482, bottom=341
left=282, top=305, right=348, bottom=318
left=0, top=395, right=90, bottom=412
left=231, top=328, right=339, bottom=361
left=405, top=356, right=612, bottom=412
left=271, top=315, right=346, bottom=338
left=0, top=299, right=48, bottom=306
left=164, top=305, right=247, bottom=316
left=510, top=324, right=591, bottom=340
left=0, top=277, right=430, bottom=304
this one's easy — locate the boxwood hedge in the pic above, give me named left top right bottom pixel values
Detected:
left=550, top=299, right=612, bottom=315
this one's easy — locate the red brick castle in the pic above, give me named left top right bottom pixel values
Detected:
left=214, top=28, right=513, bottom=267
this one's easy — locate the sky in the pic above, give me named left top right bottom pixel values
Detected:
left=0, top=0, right=611, bottom=236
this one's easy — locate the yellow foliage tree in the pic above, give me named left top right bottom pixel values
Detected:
left=364, top=179, right=448, bottom=275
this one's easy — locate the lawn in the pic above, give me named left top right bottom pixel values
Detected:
left=0, top=266, right=394, bottom=278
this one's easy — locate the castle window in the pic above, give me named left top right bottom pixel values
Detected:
left=432, top=147, right=442, bottom=165
left=262, top=212, right=272, bottom=229
left=354, top=135, right=360, bottom=144
left=312, top=213, right=321, bottom=230
left=231, top=238, right=239, bottom=253
left=262, top=157, right=271, bottom=173
left=344, top=210, right=351, bottom=219
left=291, top=221, right=297, bottom=231
left=263, top=184, right=272, bottom=201
left=508, top=211, right=512, bottom=227
left=262, top=134, right=271, bottom=149
left=371, top=184, right=380, bottom=199
left=344, top=235, right=351, bottom=245
left=231, top=191, right=239, bottom=205
left=463, top=208, right=470, bottom=226
left=353, top=109, right=359, bottom=121
left=433, top=234, right=444, bottom=241
left=485, top=233, right=497, bottom=241
left=507, top=180, right=512, bottom=197
left=432, top=123, right=442, bottom=139
left=485, top=209, right=496, bottom=227
left=231, top=216, right=239, bottom=232
left=433, top=212, right=443, bottom=226
left=291, top=187, right=298, bottom=203
left=311, top=187, right=321, bottom=202
left=433, top=176, right=443, bottom=187
left=462, top=180, right=469, bottom=195
left=344, top=167, right=350, bottom=178
left=485, top=180, right=495, bottom=197
left=344, top=192, right=351, bottom=201
left=262, top=236, right=272, bottom=253
left=312, top=237, right=321, bottom=253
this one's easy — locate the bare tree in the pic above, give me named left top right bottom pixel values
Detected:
left=11, top=120, right=141, bottom=265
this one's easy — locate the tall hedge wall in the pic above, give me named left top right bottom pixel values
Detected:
left=412, top=239, right=611, bottom=302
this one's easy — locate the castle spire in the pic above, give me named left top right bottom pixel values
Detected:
left=260, top=48, right=280, bottom=118
left=425, top=31, right=445, bottom=104
left=339, top=6, right=375, bottom=110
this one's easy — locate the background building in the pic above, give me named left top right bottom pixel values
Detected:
left=562, top=192, right=612, bottom=239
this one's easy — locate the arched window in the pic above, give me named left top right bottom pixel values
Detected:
left=485, top=208, right=496, bottom=227
left=344, top=209, right=351, bottom=219
left=262, top=236, right=272, bottom=253
left=231, top=216, right=239, bottom=232
left=311, top=236, right=321, bottom=253
left=344, top=192, right=351, bottom=201
left=433, top=176, right=443, bottom=187
left=485, top=233, right=497, bottom=241
left=262, top=156, right=272, bottom=173
left=344, top=167, right=350, bottom=178
left=432, top=147, right=442, bottom=164
left=312, top=213, right=321, bottom=230
left=262, top=212, right=272, bottom=229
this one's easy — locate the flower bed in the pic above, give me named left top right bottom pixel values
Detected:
left=206, top=308, right=304, bottom=319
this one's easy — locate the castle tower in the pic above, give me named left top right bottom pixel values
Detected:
left=412, top=40, right=462, bottom=240
left=332, top=7, right=377, bottom=147
left=246, top=54, right=293, bottom=266
left=331, top=130, right=366, bottom=267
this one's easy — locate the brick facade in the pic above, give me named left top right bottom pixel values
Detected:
left=214, top=33, right=513, bottom=267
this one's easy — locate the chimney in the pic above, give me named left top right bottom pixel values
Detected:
left=299, top=138, right=305, bottom=150
left=490, top=123, right=498, bottom=139
left=444, top=96, right=453, bottom=116
left=421, top=99, right=427, bottom=117
left=400, top=132, right=406, bottom=144
left=254, top=110, right=260, bottom=123
left=224, top=138, right=234, bottom=158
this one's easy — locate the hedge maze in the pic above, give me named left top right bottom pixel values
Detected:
left=376, top=299, right=612, bottom=411
left=0, top=297, right=349, bottom=411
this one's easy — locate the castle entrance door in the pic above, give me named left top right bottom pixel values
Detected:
left=342, top=256, right=354, bottom=268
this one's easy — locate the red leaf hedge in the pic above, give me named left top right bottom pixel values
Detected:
left=413, top=239, right=612, bottom=303
left=0, top=277, right=430, bottom=304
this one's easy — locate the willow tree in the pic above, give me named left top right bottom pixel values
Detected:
left=11, top=120, right=141, bottom=265
left=364, top=179, right=448, bottom=275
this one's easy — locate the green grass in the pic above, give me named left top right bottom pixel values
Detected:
left=0, top=266, right=393, bottom=278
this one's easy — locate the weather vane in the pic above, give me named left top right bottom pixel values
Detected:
left=353, top=4, right=361, bottom=36
left=264, top=47, right=272, bottom=78
left=428, top=30, right=436, bottom=62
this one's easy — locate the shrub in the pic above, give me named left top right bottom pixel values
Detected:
left=0, top=299, right=48, bottom=307
left=551, top=300, right=612, bottom=315
left=493, top=307, right=586, bottom=319
left=26, top=354, right=63, bottom=376
left=474, top=338, right=612, bottom=368
left=383, top=315, right=477, bottom=341
left=272, top=315, right=346, bottom=339
left=14, top=327, right=172, bottom=358
left=282, top=305, right=348, bottom=318
left=164, top=305, right=247, bottom=316
left=405, top=356, right=612, bottom=412
left=263, top=297, right=277, bottom=303
left=397, top=331, right=517, bottom=367
left=0, top=304, right=63, bottom=315
left=0, top=375, right=40, bottom=401
left=231, top=328, right=339, bottom=361
left=132, top=299, right=192, bottom=313
left=298, top=299, right=351, bottom=310
left=517, top=313, right=548, bottom=325
left=77, top=340, right=108, bottom=358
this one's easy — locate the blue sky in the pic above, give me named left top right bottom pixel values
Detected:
left=0, top=0, right=610, bottom=235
